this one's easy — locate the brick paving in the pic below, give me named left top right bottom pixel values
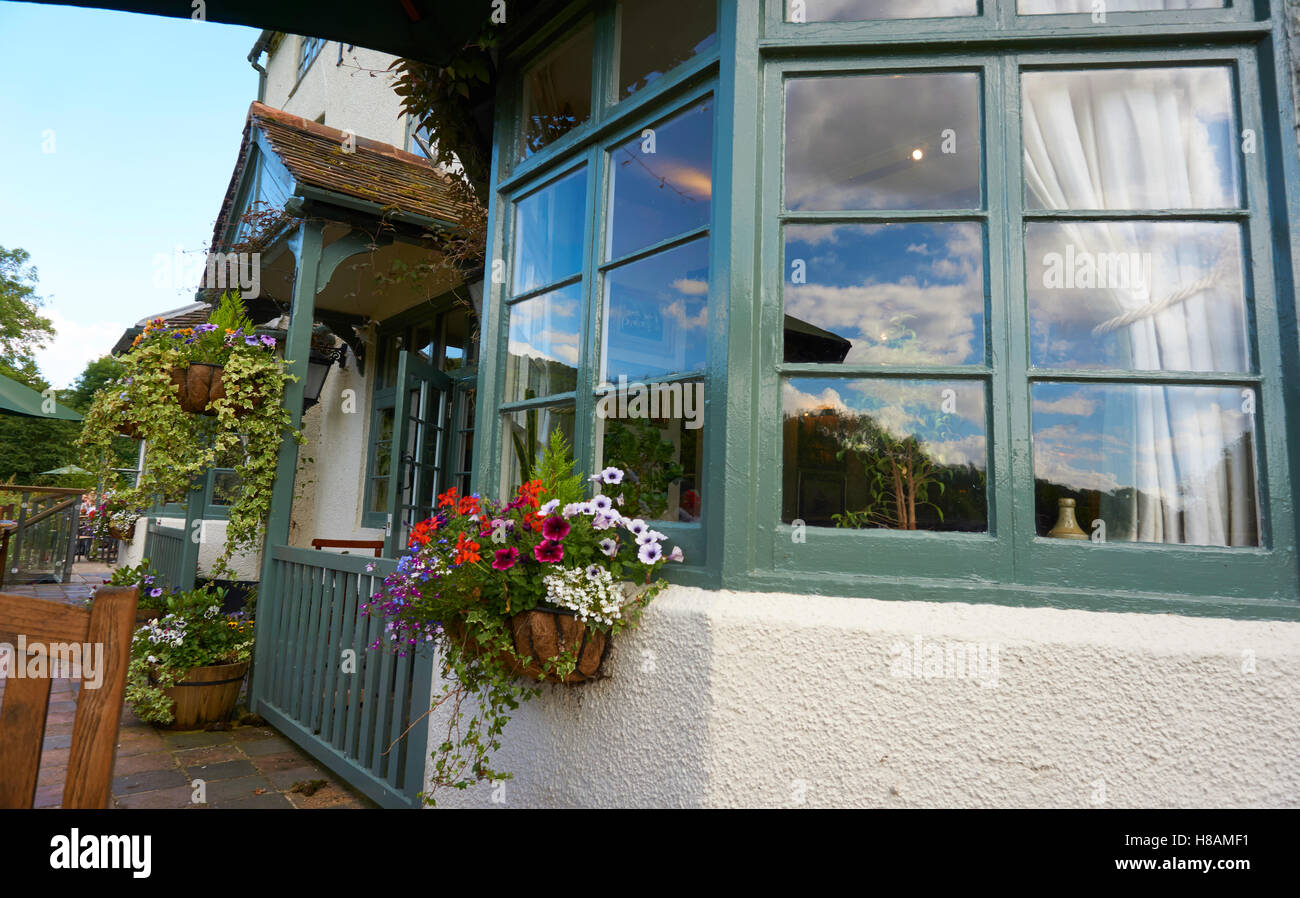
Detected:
left=3, top=562, right=377, bottom=809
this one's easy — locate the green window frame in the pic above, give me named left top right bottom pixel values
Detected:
left=477, top=0, right=1300, bottom=616
left=477, top=0, right=724, bottom=570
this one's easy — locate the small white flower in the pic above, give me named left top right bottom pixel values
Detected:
left=649, top=530, right=668, bottom=542
left=590, top=494, right=612, bottom=513
left=599, top=538, right=618, bottom=557
left=540, top=499, right=560, bottom=515
left=600, top=467, right=625, bottom=485
left=638, top=542, right=663, bottom=564
left=615, top=494, right=624, bottom=506
left=636, top=531, right=658, bottom=546
left=668, top=546, right=684, bottom=563
left=591, top=514, right=616, bottom=531
left=585, top=564, right=603, bottom=582
left=626, top=518, right=648, bottom=536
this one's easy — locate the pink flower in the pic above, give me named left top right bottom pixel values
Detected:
left=534, top=540, right=564, bottom=563
left=541, top=515, right=570, bottom=541
left=491, top=547, right=520, bottom=571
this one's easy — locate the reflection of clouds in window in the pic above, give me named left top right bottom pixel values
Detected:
left=788, top=0, right=978, bottom=20
left=784, top=222, right=984, bottom=365
left=603, top=238, right=709, bottom=380
left=505, top=286, right=581, bottom=400
left=512, top=167, right=587, bottom=295
left=1020, top=0, right=1222, bottom=12
left=785, top=73, right=981, bottom=211
left=1026, top=221, right=1249, bottom=371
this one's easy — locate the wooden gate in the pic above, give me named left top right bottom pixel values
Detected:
left=251, top=546, right=433, bottom=808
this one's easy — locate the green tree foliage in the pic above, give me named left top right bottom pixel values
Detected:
left=0, top=246, right=55, bottom=371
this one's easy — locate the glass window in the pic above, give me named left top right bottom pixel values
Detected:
left=519, top=23, right=594, bottom=161
left=615, top=0, right=717, bottom=101
left=1025, top=221, right=1250, bottom=372
left=785, top=72, right=982, bottom=210
left=601, top=237, right=709, bottom=383
left=367, top=407, right=395, bottom=515
left=505, top=284, right=582, bottom=402
left=786, top=0, right=979, bottom=20
left=782, top=378, right=989, bottom=531
left=595, top=379, right=705, bottom=522
left=784, top=222, right=987, bottom=366
left=502, top=404, right=576, bottom=493
left=1032, top=383, right=1259, bottom=546
left=1020, top=0, right=1222, bottom=12
left=607, top=98, right=714, bottom=260
left=1022, top=67, right=1240, bottom=211
left=512, top=167, right=587, bottom=295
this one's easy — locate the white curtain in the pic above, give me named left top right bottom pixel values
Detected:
left=1022, top=68, right=1256, bottom=546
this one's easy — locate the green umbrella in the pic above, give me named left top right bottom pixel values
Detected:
left=39, top=465, right=92, bottom=476
left=0, top=371, right=82, bottom=421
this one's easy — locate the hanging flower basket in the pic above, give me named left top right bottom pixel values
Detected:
left=114, top=421, right=142, bottom=439
left=170, top=363, right=227, bottom=416
left=445, top=607, right=611, bottom=685
left=108, top=525, right=133, bottom=541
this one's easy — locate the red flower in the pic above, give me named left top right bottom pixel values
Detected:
left=438, top=487, right=460, bottom=509
left=454, top=532, right=481, bottom=565
left=541, top=515, right=570, bottom=541
left=533, top=540, right=564, bottom=564
left=457, top=495, right=479, bottom=517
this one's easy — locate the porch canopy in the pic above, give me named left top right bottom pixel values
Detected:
left=30, top=0, right=524, bottom=65
left=0, top=371, right=83, bottom=421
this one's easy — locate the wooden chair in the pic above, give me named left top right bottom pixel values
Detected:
left=0, top=585, right=138, bottom=808
left=311, top=538, right=385, bottom=558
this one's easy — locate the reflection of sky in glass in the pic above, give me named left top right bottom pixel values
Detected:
left=617, top=0, right=717, bottom=99
left=785, top=222, right=985, bottom=366
left=1020, top=0, right=1221, bottom=12
left=785, top=73, right=982, bottom=211
left=1026, top=221, right=1250, bottom=372
left=505, top=284, right=582, bottom=402
left=1022, top=67, right=1240, bottom=211
left=602, top=238, right=709, bottom=382
left=607, top=99, right=713, bottom=261
left=512, top=167, right=586, bottom=295
left=787, top=0, right=978, bottom=19
left=1031, top=382, right=1259, bottom=545
left=784, top=377, right=988, bottom=469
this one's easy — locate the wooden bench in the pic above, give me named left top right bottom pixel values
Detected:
left=311, top=538, right=385, bottom=558
left=0, top=586, right=138, bottom=808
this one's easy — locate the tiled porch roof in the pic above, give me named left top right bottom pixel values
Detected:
left=211, top=102, right=469, bottom=253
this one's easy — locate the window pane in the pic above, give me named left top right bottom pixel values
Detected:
left=785, top=73, right=982, bottom=211
left=1020, top=0, right=1222, bottom=12
left=607, top=98, right=713, bottom=260
left=211, top=471, right=241, bottom=507
left=520, top=23, right=593, bottom=160
left=784, top=222, right=986, bottom=366
left=1023, top=67, right=1240, bottom=211
left=505, top=284, right=582, bottom=402
left=1032, top=383, right=1259, bottom=546
left=787, top=0, right=979, bottom=20
left=616, top=0, right=717, bottom=101
left=1026, top=221, right=1251, bottom=372
left=512, top=167, right=587, bottom=294
left=502, top=404, right=576, bottom=494
left=602, top=238, right=709, bottom=382
left=596, top=379, right=705, bottom=523
left=782, top=378, right=988, bottom=530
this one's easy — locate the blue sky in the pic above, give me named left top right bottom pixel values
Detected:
left=0, top=2, right=261, bottom=387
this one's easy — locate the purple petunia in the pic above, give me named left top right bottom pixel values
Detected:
left=599, top=538, right=618, bottom=557
left=534, top=540, right=564, bottom=563
left=541, top=515, right=570, bottom=541
left=590, top=494, right=612, bottom=514
left=637, top=542, right=663, bottom=564
left=260, top=334, right=277, bottom=348
left=600, top=467, right=624, bottom=485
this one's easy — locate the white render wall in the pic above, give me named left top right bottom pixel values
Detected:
left=425, top=586, right=1300, bottom=808
left=261, top=36, right=412, bottom=148
left=118, top=515, right=261, bottom=581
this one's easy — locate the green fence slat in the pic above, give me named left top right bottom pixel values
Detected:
left=307, top=567, right=336, bottom=732
left=294, top=562, right=323, bottom=721
left=386, top=648, right=413, bottom=789
left=369, top=633, right=398, bottom=780
left=344, top=572, right=370, bottom=759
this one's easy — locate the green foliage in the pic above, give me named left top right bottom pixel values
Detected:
left=77, top=293, right=298, bottom=578
left=124, top=583, right=255, bottom=726
left=602, top=417, right=686, bottom=520
left=0, top=245, right=54, bottom=370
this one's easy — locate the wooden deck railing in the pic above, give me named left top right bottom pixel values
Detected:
left=0, top=487, right=81, bottom=587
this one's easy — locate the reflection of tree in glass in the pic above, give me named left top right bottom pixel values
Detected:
left=826, top=408, right=968, bottom=531
left=603, top=417, right=685, bottom=520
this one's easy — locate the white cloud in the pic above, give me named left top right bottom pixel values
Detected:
left=1032, top=395, right=1098, bottom=417
left=34, top=309, right=125, bottom=390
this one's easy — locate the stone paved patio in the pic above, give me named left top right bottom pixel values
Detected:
left=3, top=562, right=377, bottom=809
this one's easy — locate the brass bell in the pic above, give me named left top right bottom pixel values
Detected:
left=1048, top=497, right=1088, bottom=539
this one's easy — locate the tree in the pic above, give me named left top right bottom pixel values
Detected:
left=0, top=246, right=55, bottom=372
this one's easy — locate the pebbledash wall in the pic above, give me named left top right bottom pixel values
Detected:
left=421, top=1, right=1300, bottom=808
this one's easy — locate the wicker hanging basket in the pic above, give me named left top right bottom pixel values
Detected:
left=445, top=607, right=611, bottom=685
left=170, top=363, right=227, bottom=416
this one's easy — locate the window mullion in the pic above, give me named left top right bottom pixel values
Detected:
left=574, top=144, right=605, bottom=480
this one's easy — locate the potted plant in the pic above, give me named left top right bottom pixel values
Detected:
left=77, top=291, right=297, bottom=579
left=124, top=584, right=255, bottom=729
left=364, top=432, right=683, bottom=804
left=104, top=559, right=168, bottom=622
